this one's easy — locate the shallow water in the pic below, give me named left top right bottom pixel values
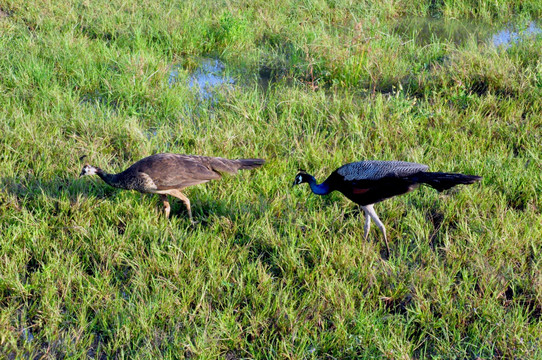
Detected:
left=169, top=58, right=234, bottom=101
left=22, top=328, right=34, bottom=342
left=393, top=17, right=485, bottom=45
left=145, top=127, right=158, bottom=139
left=491, top=21, right=542, bottom=48
left=394, top=17, right=541, bottom=48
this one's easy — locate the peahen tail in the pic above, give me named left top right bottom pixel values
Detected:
left=410, top=172, right=482, bottom=192
left=205, top=157, right=265, bottom=173
left=235, top=158, right=266, bottom=170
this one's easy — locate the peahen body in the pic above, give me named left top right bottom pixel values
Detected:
left=293, top=160, right=481, bottom=253
left=80, top=153, right=265, bottom=222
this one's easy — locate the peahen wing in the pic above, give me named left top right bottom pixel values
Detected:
left=130, top=154, right=222, bottom=190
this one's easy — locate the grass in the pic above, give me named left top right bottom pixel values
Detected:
left=1, top=0, right=541, bottom=358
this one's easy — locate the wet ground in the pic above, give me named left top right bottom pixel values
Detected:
left=491, top=21, right=542, bottom=48
left=169, top=58, right=234, bottom=101
left=171, top=18, right=542, bottom=105
left=394, top=17, right=541, bottom=48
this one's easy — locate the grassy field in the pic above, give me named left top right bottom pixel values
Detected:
left=1, top=0, right=542, bottom=358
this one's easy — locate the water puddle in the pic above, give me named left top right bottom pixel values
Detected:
left=22, top=328, right=34, bottom=342
left=145, top=127, right=157, bottom=139
left=394, top=17, right=541, bottom=48
left=492, top=21, right=542, bottom=48
left=393, top=17, right=486, bottom=46
left=80, top=91, right=105, bottom=106
left=169, top=58, right=234, bottom=101
left=258, top=64, right=291, bottom=91
left=79, top=91, right=119, bottom=114
left=168, top=57, right=292, bottom=101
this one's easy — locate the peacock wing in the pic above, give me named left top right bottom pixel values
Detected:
left=335, top=160, right=429, bottom=181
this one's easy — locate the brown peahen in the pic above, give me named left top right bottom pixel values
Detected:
left=80, top=153, right=265, bottom=222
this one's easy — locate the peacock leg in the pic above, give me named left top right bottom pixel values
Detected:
left=364, top=204, right=389, bottom=254
left=361, top=206, right=372, bottom=240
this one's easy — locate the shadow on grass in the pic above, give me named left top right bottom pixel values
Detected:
left=167, top=195, right=267, bottom=226
left=1, top=176, right=119, bottom=203
left=426, top=207, right=447, bottom=250
left=382, top=292, right=413, bottom=316
left=341, top=205, right=391, bottom=259
left=2, top=175, right=267, bottom=228
left=502, top=285, right=542, bottom=324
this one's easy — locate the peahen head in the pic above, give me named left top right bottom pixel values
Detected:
left=293, top=170, right=313, bottom=186
left=80, top=164, right=100, bottom=177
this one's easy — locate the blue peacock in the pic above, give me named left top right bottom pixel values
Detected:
left=293, top=160, right=482, bottom=253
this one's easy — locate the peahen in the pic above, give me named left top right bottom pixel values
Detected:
left=80, top=153, right=265, bottom=222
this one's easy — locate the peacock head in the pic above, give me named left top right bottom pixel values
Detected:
left=80, top=164, right=99, bottom=177
left=293, top=170, right=312, bottom=186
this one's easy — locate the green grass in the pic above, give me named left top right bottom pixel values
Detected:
left=1, top=0, right=542, bottom=358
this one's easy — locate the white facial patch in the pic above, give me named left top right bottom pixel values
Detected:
left=81, top=165, right=98, bottom=176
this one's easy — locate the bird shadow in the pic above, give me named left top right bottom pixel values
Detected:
left=341, top=205, right=363, bottom=220
left=1, top=175, right=124, bottom=215
left=1, top=175, right=110, bottom=200
left=165, top=194, right=269, bottom=227
left=424, top=206, right=460, bottom=255
left=426, top=208, right=446, bottom=247
left=340, top=206, right=391, bottom=259
left=1, top=175, right=269, bottom=229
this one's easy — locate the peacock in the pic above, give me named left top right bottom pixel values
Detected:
left=293, top=160, right=481, bottom=253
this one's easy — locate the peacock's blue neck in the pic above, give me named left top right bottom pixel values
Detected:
left=307, top=175, right=331, bottom=195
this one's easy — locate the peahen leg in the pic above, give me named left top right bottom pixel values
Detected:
left=160, top=194, right=171, bottom=218
left=168, top=189, right=196, bottom=224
